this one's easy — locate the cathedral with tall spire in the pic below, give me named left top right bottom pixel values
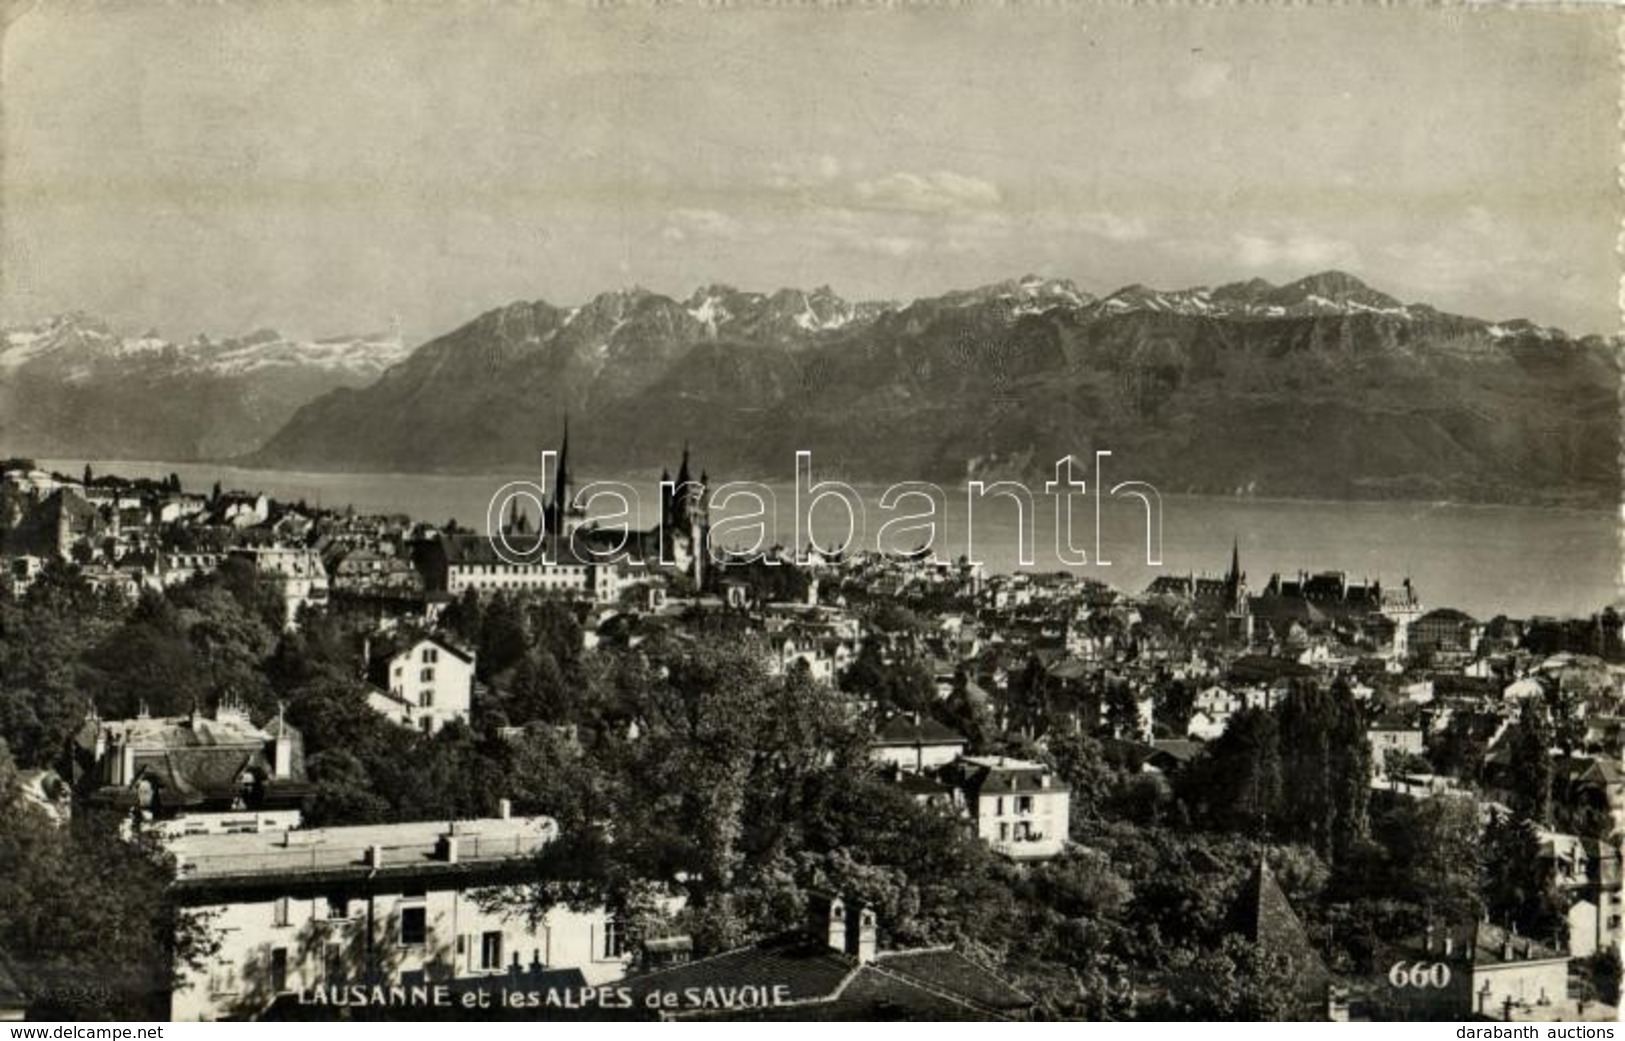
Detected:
left=1145, top=537, right=1252, bottom=646
left=659, top=440, right=711, bottom=586
left=504, top=423, right=711, bottom=586
left=544, top=417, right=588, bottom=538
left=1224, top=537, right=1253, bottom=645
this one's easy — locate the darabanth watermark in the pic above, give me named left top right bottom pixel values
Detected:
left=484, top=449, right=1163, bottom=569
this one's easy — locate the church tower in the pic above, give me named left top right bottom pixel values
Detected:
left=663, top=442, right=710, bottom=587
left=1225, top=538, right=1253, bottom=647
left=1226, top=537, right=1247, bottom=611
left=545, top=418, right=586, bottom=538
left=674, top=442, right=695, bottom=531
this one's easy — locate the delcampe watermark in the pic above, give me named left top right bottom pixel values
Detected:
left=483, top=450, right=1163, bottom=569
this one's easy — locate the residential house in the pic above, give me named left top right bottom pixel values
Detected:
left=230, top=546, right=330, bottom=628
left=1368, top=710, right=1427, bottom=777
left=1384, top=923, right=1570, bottom=1022
left=1541, top=830, right=1623, bottom=958
left=330, top=548, right=423, bottom=598
left=870, top=714, right=967, bottom=774
left=363, top=636, right=475, bottom=736
left=939, top=756, right=1070, bottom=861
left=69, top=698, right=311, bottom=820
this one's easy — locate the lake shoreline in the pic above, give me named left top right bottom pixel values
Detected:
left=29, top=456, right=1625, bottom=620
left=26, top=454, right=1622, bottom=520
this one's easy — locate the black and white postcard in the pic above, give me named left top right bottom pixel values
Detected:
left=0, top=1, right=1618, bottom=1025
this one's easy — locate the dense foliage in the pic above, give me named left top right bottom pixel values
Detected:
left=0, top=566, right=1600, bottom=1020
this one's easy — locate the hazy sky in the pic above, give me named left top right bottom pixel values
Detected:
left=2, top=3, right=1617, bottom=342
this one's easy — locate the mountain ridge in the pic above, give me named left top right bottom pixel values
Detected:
left=0, top=315, right=407, bottom=461
left=242, top=270, right=1620, bottom=510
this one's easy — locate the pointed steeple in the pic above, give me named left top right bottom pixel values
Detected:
left=676, top=440, right=692, bottom=487
left=554, top=415, right=571, bottom=507
left=1229, top=537, right=1242, bottom=585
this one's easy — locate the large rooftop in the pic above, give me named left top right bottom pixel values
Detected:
left=169, top=815, right=556, bottom=883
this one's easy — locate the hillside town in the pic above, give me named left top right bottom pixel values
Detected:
left=0, top=450, right=1619, bottom=1023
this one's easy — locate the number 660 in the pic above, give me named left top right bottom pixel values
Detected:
left=1388, top=961, right=1451, bottom=988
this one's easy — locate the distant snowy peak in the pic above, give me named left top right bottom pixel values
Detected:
left=201, top=330, right=409, bottom=376
left=683, top=284, right=756, bottom=334
left=0, top=313, right=408, bottom=379
left=0, top=313, right=121, bottom=370
left=939, top=276, right=1095, bottom=317
left=1081, top=271, right=1488, bottom=324
left=1485, top=318, right=1568, bottom=341
left=1010, top=275, right=1091, bottom=314
left=1093, top=284, right=1217, bottom=317
left=681, top=284, right=892, bottom=338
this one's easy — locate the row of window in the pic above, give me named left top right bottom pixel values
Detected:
left=998, top=821, right=1047, bottom=843
left=272, top=894, right=351, bottom=927
left=403, top=908, right=622, bottom=960
left=269, top=896, right=624, bottom=967
left=387, top=685, right=441, bottom=708
left=255, top=927, right=553, bottom=996
left=258, top=941, right=365, bottom=995
left=455, top=564, right=590, bottom=576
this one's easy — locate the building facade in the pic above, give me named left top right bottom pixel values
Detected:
left=168, top=813, right=629, bottom=1021
left=364, top=637, right=475, bottom=735
left=70, top=699, right=310, bottom=819
left=940, top=755, right=1071, bottom=861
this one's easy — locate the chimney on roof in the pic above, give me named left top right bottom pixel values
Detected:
left=846, top=903, right=878, bottom=965
left=1444, top=936, right=1454, bottom=957
left=436, top=834, right=459, bottom=864
left=366, top=844, right=384, bottom=869
left=807, top=892, right=846, bottom=954
left=498, top=798, right=512, bottom=820
left=271, top=707, right=293, bottom=780
left=216, top=693, right=250, bottom=726
left=1501, top=934, right=1514, bottom=961
left=116, top=733, right=135, bottom=787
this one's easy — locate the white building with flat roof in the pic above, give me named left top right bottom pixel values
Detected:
left=167, top=811, right=631, bottom=1021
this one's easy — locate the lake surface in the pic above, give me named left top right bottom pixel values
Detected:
left=45, top=458, right=1623, bottom=620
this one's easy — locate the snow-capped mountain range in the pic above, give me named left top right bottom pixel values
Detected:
left=0, top=312, right=407, bottom=380
left=246, top=269, right=1617, bottom=510
left=4, top=269, right=1605, bottom=505
left=0, top=270, right=1574, bottom=387
left=0, top=314, right=407, bottom=462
